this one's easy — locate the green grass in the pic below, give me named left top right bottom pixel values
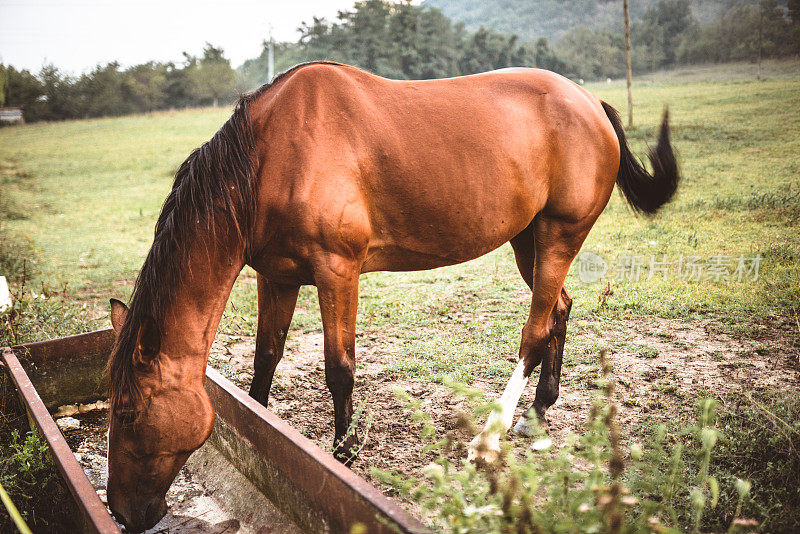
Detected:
left=0, top=108, right=231, bottom=292
left=628, top=57, right=800, bottom=84
left=710, top=392, right=800, bottom=532
left=1, top=67, right=798, bottom=373
left=1, top=371, right=74, bottom=533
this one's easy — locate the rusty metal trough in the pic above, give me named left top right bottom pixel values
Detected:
left=1, top=329, right=428, bottom=533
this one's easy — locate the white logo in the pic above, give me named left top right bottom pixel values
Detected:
left=576, top=251, right=607, bottom=283
left=0, top=276, right=11, bottom=312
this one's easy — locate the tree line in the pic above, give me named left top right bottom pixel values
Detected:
left=0, top=44, right=236, bottom=122
left=243, top=0, right=799, bottom=89
left=239, top=0, right=566, bottom=88
left=541, top=0, right=799, bottom=79
left=2, top=0, right=798, bottom=123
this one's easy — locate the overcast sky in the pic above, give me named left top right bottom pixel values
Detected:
left=0, top=1, right=419, bottom=74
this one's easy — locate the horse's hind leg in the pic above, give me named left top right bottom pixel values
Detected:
left=513, top=216, right=584, bottom=434
left=466, top=224, right=535, bottom=462
left=510, top=222, right=535, bottom=290
left=468, top=216, right=587, bottom=462
left=514, top=287, right=572, bottom=436
left=249, top=274, right=300, bottom=407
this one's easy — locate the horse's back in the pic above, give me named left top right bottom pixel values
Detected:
left=249, top=63, right=620, bottom=276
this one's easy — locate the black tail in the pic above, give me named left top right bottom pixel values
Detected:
left=601, top=101, right=679, bottom=215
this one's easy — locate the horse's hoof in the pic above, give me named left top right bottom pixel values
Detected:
left=467, top=434, right=500, bottom=464
left=513, top=416, right=534, bottom=437
left=467, top=446, right=499, bottom=464
left=333, top=449, right=357, bottom=466
left=513, top=409, right=549, bottom=437
left=333, top=435, right=359, bottom=466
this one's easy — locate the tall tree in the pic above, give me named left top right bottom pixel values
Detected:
left=163, top=56, right=196, bottom=109
left=790, top=0, right=800, bottom=55
left=345, top=0, right=393, bottom=73
left=634, top=0, right=695, bottom=69
left=124, top=62, right=168, bottom=112
left=532, top=38, right=567, bottom=72
left=388, top=0, right=420, bottom=78
left=556, top=26, right=625, bottom=79
left=74, top=62, right=128, bottom=117
left=459, top=27, right=531, bottom=74
left=38, top=64, right=77, bottom=120
left=0, top=65, right=6, bottom=107
left=190, top=44, right=235, bottom=107
left=414, top=7, right=462, bottom=78
left=3, top=67, right=45, bottom=121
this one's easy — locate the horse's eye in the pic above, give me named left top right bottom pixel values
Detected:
left=112, top=405, right=139, bottom=426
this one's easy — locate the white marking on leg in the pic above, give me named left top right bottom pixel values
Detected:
left=485, top=358, right=529, bottom=432
left=468, top=359, right=528, bottom=462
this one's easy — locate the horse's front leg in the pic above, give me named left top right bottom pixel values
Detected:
left=249, top=274, right=300, bottom=406
left=314, top=254, right=362, bottom=466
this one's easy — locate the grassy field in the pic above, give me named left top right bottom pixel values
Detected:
left=1, top=63, right=799, bottom=531
left=2, top=66, right=798, bottom=368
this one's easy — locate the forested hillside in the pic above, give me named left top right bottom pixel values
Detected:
left=3, top=0, right=798, bottom=123
left=241, top=0, right=798, bottom=85
left=422, top=0, right=768, bottom=41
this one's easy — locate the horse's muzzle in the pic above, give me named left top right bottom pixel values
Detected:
left=108, top=491, right=167, bottom=533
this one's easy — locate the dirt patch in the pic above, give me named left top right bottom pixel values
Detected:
left=550, top=317, right=800, bottom=443
left=209, top=332, right=468, bottom=516
left=208, top=316, right=800, bottom=515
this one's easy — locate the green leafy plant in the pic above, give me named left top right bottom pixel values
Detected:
left=0, top=426, right=72, bottom=532
left=374, top=351, right=756, bottom=533
left=702, top=392, right=800, bottom=532
left=333, top=398, right=375, bottom=465
left=0, top=270, right=89, bottom=532
left=0, top=269, right=94, bottom=347
left=2, top=430, right=55, bottom=490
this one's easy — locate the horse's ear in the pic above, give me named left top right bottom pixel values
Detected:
left=135, top=316, right=161, bottom=364
left=109, top=298, right=128, bottom=334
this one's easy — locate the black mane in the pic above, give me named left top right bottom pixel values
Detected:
left=106, top=61, right=344, bottom=414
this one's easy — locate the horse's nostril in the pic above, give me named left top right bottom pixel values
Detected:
left=108, top=496, right=166, bottom=533
left=110, top=507, right=136, bottom=531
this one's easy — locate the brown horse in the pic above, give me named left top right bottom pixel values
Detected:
left=105, top=61, right=678, bottom=531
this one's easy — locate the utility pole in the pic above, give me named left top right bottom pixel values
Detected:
left=624, top=0, right=634, bottom=128
left=757, top=6, right=764, bottom=80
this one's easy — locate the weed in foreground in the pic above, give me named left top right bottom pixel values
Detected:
left=0, top=271, right=92, bottom=532
left=374, top=351, right=756, bottom=533
left=0, top=377, right=73, bottom=533
left=0, top=267, right=95, bottom=347
left=333, top=398, right=375, bottom=465
left=0, top=227, right=34, bottom=285
left=702, top=392, right=800, bottom=533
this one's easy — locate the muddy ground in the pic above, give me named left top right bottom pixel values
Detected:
left=207, top=316, right=800, bottom=518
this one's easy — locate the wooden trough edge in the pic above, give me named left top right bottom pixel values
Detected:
left=10, top=328, right=115, bottom=410
left=0, top=347, right=122, bottom=534
left=205, top=366, right=429, bottom=534
left=2, top=330, right=430, bottom=534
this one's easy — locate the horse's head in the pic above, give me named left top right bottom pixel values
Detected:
left=106, top=299, right=215, bottom=532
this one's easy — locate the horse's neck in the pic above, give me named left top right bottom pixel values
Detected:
left=160, top=244, right=244, bottom=362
